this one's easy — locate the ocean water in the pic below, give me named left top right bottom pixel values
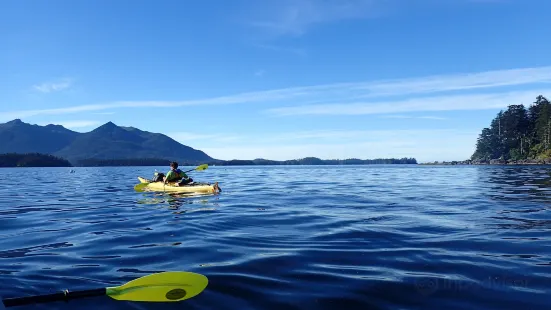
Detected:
left=0, top=165, right=550, bottom=309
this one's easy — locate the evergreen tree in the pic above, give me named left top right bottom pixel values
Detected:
left=532, top=95, right=551, bottom=151
left=471, top=95, right=551, bottom=161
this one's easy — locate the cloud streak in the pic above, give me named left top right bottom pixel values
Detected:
left=265, top=90, right=550, bottom=116
left=32, top=79, right=72, bottom=93
left=168, top=132, right=242, bottom=143
left=244, top=0, right=500, bottom=39
left=198, top=129, right=479, bottom=162
left=247, top=0, right=383, bottom=37
left=356, top=66, right=551, bottom=97
left=2, top=65, right=551, bottom=121
left=170, top=128, right=477, bottom=147
left=379, top=115, right=447, bottom=120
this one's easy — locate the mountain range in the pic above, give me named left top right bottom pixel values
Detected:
left=0, top=119, right=213, bottom=165
left=0, top=119, right=417, bottom=166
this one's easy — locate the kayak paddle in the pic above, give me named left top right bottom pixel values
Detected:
left=134, top=182, right=149, bottom=192
left=184, top=163, right=209, bottom=173
left=2, top=271, right=208, bottom=308
left=134, top=164, right=209, bottom=192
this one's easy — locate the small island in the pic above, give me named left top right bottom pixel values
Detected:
left=208, top=157, right=417, bottom=166
left=423, top=95, right=551, bottom=165
left=0, top=153, right=72, bottom=167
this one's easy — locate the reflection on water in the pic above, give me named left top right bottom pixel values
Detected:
left=479, top=166, right=551, bottom=202
left=0, top=165, right=549, bottom=310
left=136, top=192, right=220, bottom=213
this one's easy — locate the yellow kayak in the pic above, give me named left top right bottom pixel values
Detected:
left=135, top=176, right=221, bottom=194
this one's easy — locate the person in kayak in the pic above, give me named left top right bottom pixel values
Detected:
left=163, top=161, right=193, bottom=185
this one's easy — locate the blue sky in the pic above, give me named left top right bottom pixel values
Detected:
left=1, top=0, right=551, bottom=162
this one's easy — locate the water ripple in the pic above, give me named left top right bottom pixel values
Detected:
left=0, top=165, right=550, bottom=309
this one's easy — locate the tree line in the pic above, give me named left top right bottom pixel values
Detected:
left=471, top=95, right=551, bottom=161
left=0, top=153, right=72, bottom=167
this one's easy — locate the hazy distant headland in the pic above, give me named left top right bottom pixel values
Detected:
left=205, top=157, right=417, bottom=166
left=424, top=95, right=551, bottom=166
left=0, top=119, right=417, bottom=167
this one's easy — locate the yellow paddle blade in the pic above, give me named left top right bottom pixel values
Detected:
left=195, top=164, right=208, bottom=171
left=105, top=271, right=208, bottom=302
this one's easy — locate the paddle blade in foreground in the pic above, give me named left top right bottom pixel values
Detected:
left=106, top=271, right=208, bottom=302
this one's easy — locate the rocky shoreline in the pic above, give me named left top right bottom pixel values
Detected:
left=420, top=159, right=551, bottom=165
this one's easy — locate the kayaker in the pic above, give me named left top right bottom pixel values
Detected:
left=163, top=162, right=193, bottom=185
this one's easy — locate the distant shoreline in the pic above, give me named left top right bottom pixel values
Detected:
left=420, top=159, right=551, bottom=166
left=0, top=153, right=418, bottom=168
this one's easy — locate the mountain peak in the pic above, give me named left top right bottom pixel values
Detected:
left=0, top=119, right=215, bottom=164
left=6, top=119, right=23, bottom=125
left=1, top=119, right=26, bottom=128
left=0, top=119, right=79, bottom=154
left=92, top=121, right=120, bottom=132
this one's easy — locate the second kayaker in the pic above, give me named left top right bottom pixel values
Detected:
left=163, top=162, right=193, bottom=185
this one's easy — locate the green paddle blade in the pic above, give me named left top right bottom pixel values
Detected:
left=195, top=164, right=208, bottom=171
left=134, top=183, right=149, bottom=192
left=106, top=271, right=208, bottom=302
left=134, top=177, right=151, bottom=192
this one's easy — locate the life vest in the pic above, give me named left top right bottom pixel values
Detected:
left=174, top=168, right=185, bottom=178
left=167, top=168, right=186, bottom=181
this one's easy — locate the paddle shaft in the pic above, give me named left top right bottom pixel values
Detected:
left=3, top=288, right=106, bottom=307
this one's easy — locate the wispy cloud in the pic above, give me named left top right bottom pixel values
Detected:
left=379, top=115, right=447, bottom=120
left=199, top=129, right=479, bottom=162
left=171, top=128, right=476, bottom=147
left=266, top=128, right=476, bottom=143
left=32, top=79, right=72, bottom=93
left=265, top=90, right=549, bottom=116
left=419, top=116, right=448, bottom=120
left=246, top=0, right=383, bottom=37
left=2, top=65, right=551, bottom=122
left=244, top=0, right=498, bottom=49
left=168, top=132, right=242, bottom=143
left=353, top=66, right=551, bottom=97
